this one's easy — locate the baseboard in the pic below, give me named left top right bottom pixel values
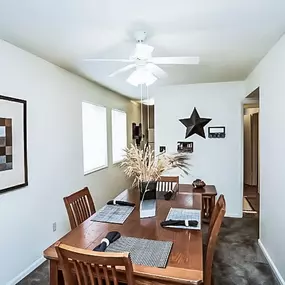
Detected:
left=6, top=256, right=45, bottom=285
left=225, top=213, right=242, bottom=218
left=258, top=239, right=285, bottom=285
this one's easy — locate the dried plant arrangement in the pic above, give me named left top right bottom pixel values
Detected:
left=120, top=144, right=190, bottom=188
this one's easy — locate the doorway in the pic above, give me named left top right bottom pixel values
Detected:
left=243, top=88, right=260, bottom=216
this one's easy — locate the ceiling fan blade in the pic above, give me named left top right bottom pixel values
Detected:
left=146, top=63, right=167, bottom=79
left=109, top=64, right=136, bottom=77
left=84, top=58, right=134, bottom=63
left=151, top=56, right=200, bottom=65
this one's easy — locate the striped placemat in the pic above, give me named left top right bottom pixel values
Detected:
left=91, top=205, right=134, bottom=224
left=106, top=236, right=173, bottom=268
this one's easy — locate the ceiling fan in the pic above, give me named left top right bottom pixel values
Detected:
left=84, top=31, right=200, bottom=86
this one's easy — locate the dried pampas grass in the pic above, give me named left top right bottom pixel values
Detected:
left=120, top=144, right=190, bottom=187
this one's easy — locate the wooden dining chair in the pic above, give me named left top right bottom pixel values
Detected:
left=204, top=195, right=226, bottom=285
left=55, top=242, right=135, bottom=285
left=63, top=187, right=96, bottom=229
left=157, top=176, right=179, bottom=192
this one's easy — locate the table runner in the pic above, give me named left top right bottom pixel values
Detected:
left=91, top=204, right=134, bottom=224
left=106, top=236, right=173, bottom=268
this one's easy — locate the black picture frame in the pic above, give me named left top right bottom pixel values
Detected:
left=0, top=95, right=28, bottom=194
left=177, top=141, right=194, bottom=153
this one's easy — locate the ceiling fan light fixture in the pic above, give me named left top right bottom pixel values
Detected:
left=132, top=43, right=154, bottom=60
left=127, top=69, right=157, bottom=86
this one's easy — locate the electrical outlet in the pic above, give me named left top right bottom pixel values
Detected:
left=52, top=222, right=57, bottom=232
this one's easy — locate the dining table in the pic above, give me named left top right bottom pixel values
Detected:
left=43, top=185, right=203, bottom=285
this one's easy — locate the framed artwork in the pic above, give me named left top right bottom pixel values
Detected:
left=177, top=141, right=194, bottom=153
left=0, top=95, right=28, bottom=193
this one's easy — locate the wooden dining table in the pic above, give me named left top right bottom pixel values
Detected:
left=43, top=186, right=203, bottom=285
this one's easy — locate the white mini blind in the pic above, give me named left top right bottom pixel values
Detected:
left=82, top=102, right=107, bottom=174
left=112, top=109, right=127, bottom=163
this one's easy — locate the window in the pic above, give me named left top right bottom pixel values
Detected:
left=82, top=102, right=107, bottom=174
left=112, top=109, right=127, bottom=163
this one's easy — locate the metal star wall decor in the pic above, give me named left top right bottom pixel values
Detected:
left=179, top=108, right=212, bottom=139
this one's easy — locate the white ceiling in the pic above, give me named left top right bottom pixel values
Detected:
left=0, top=0, right=285, bottom=99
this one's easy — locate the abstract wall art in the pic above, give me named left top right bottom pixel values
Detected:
left=0, top=117, right=13, bottom=171
left=0, top=95, right=28, bottom=194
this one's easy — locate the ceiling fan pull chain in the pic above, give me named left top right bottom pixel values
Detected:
left=147, top=85, right=150, bottom=131
left=140, top=84, right=144, bottom=143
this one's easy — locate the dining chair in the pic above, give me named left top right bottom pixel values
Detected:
left=157, top=176, right=179, bottom=192
left=63, top=187, right=96, bottom=229
left=55, top=242, right=135, bottom=285
left=204, top=195, right=226, bottom=285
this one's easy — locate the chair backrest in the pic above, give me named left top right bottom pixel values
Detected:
left=157, top=176, right=179, bottom=192
left=55, top=242, right=135, bottom=285
left=208, top=194, right=226, bottom=236
left=204, top=195, right=226, bottom=285
left=63, top=187, right=95, bottom=229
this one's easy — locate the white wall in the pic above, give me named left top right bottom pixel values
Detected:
left=154, top=82, right=245, bottom=217
left=245, top=35, right=285, bottom=283
left=0, top=40, right=139, bottom=284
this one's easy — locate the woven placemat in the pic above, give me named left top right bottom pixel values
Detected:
left=165, top=208, right=201, bottom=230
left=106, top=236, right=173, bottom=268
left=91, top=205, right=134, bottom=224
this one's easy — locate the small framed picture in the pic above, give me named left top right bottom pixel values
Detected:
left=177, top=141, right=193, bottom=153
left=0, top=95, right=28, bottom=194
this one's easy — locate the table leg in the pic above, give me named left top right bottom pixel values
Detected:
left=202, top=196, right=210, bottom=218
left=210, top=196, right=215, bottom=218
left=50, top=260, right=64, bottom=285
left=202, top=196, right=213, bottom=224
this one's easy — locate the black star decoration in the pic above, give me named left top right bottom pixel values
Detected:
left=179, top=108, right=212, bottom=139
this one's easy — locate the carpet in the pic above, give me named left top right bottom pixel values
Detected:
left=17, top=217, right=279, bottom=285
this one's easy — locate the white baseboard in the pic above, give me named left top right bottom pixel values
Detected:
left=6, top=256, right=45, bottom=285
left=258, top=239, right=285, bottom=285
left=225, top=213, right=243, bottom=218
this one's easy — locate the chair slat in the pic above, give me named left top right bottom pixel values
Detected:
left=80, top=196, right=90, bottom=219
left=79, top=261, right=88, bottom=285
left=87, top=264, right=95, bottom=285
left=103, top=265, right=110, bottom=285
left=74, top=200, right=83, bottom=224
left=111, top=266, right=119, bottom=285
left=78, top=198, right=87, bottom=222
left=94, top=264, right=103, bottom=285
left=73, top=261, right=83, bottom=285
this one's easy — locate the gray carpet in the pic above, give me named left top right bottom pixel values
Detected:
left=17, top=216, right=279, bottom=285
left=210, top=215, right=279, bottom=285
